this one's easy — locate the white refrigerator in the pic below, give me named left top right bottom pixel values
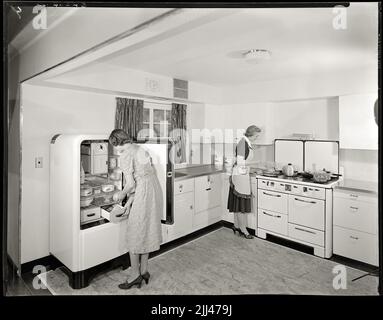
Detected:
left=50, top=134, right=170, bottom=288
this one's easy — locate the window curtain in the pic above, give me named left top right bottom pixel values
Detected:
left=171, top=103, right=187, bottom=163
left=115, top=97, right=144, bottom=140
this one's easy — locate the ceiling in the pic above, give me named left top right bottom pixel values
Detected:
left=92, top=3, right=378, bottom=86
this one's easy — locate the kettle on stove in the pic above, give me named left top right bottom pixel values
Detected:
left=282, top=163, right=295, bottom=177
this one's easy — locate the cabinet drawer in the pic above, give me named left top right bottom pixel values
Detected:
left=258, top=189, right=288, bottom=214
left=193, top=206, right=222, bottom=230
left=174, top=179, right=194, bottom=195
left=334, top=189, right=378, bottom=204
left=81, top=206, right=101, bottom=224
left=258, top=209, right=288, bottom=236
left=288, top=223, right=324, bottom=246
left=334, top=197, right=378, bottom=234
left=195, top=174, right=222, bottom=212
left=288, top=195, right=325, bottom=231
left=333, top=226, right=378, bottom=266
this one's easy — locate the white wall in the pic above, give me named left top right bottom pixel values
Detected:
left=339, top=149, right=378, bottom=183
left=21, top=84, right=115, bottom=263
left=204, top=97, right=378, bottom=183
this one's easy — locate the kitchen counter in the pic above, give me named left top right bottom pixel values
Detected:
left=174, top=165, right=224, bottom=181
left=334, top=178, right=378, bottom=195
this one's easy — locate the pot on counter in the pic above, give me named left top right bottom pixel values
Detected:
left=312, top=169, right=332, bottom=183
left=282, top=163, right=295, bottom=177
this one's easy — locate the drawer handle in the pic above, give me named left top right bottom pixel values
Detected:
left=263, top=192, right=281, bottom=197
left=86, top=213, right=96, bottom=217
left=295, top=198, right=316, bottom=204
left=263, top=211, right=281, bottom=218
left=190, top=205, right=193, bottom=210
left=350, top=194, right=359, bottom=198
left=295, top=227, right=316, bottom=235
left=206, top=188, right=211, bottom=191
left=350, top=236, right=359, bottom=240
left=350, top=206, right=359, bottom=211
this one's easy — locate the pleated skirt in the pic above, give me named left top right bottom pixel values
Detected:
left=227, top=185, right=252, bottom=213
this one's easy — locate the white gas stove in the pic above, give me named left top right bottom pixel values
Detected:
left=256, top=174, right=336, bottom=259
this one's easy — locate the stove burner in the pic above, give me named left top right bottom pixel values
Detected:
left=261, top=172, right=339, bottom=185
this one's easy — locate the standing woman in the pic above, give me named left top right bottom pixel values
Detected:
left=227, top=125, right=261, bottom=239
left=109, top=129, right=163, bottom=289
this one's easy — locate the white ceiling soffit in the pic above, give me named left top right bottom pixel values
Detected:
left=29, top=8, right=233, bottom=83
left=92, top=3, right=377, bottom=86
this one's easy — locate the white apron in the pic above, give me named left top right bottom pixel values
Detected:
left=230, top=138, right=254, bottom=198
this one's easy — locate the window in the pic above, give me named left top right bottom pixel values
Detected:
left=139, top=102, right=172, bottom=139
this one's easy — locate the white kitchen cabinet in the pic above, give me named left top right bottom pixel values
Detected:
left=168, top=191, right=194, bottom=242
left=339, top=93, right=378, bottom=150
left=333, top=188, right=378, bottom=265
left=193, top=173, right=222, bottom=230
left=195, top=173, right=222, bottom=213
left=221, top=174, right=233, bottom=223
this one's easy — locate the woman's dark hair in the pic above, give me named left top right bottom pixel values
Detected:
left=244, top=125, right=261, bottom=137
left=109, top=129, right=133, bottom=146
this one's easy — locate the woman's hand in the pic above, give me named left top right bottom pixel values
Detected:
left=113, top=191, right=126, bottom=202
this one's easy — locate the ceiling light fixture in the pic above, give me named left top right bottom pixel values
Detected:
left=243, top=49, right=272, bottom=60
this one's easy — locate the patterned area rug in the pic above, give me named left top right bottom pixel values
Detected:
left=39, top=228, right=378, bottom=295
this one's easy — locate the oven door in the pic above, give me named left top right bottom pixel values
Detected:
left=288, top=195, right=325, bottom=231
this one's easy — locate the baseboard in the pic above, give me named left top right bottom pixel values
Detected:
left=20, top=255, right=63, bottom=274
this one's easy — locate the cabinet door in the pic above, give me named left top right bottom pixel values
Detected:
left=195, top=174, right=222, bottom=213
left=339, top=93, right=378, bottom=150
left=170, top=192, right=194, bottom=240
left=222, top=175, right=233, bottom=223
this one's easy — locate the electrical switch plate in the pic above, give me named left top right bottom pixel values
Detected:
left=35, top=157, right=43, bottom=168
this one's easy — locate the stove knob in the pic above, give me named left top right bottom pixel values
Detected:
left=303, top=187, right=307, bottom=192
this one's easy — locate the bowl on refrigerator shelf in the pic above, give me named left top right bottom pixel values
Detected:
left=80, top=185, right=93, bottom=197
left=101, top=184, right=115, bottom=193
left=80, top=195, right=94, bottom=207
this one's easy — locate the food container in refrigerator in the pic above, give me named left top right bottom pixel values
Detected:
left=80, top=185, right=93, bottom=197
left=80, top=195, right=94, bottom=207
left=103, top=192, right=114, bottom=204
left=93, top=186, right=102, bottom=195
left=101, top=184, right=115, bottom=193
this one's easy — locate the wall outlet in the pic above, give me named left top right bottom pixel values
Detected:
left=35, top=157, right=43, bottom=168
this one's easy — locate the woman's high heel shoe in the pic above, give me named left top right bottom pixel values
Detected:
left=238, top=229, right=254, bottom=239
left=231, top=226, right=241, bottom=234
left=141, top=271, right=150, bottom=284
left=118, top=275, right=143, bottom=290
